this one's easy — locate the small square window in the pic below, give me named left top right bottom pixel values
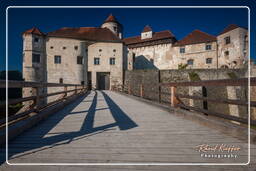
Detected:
left=205, top=44, right=212, bottom=50
left=225, top=51, right=229, bottom=56
left=74, top=46, right=78, bottom=50
left=113, top=49, right=116, bottom=52
left=206, top=58, right=212, bottom=64
left=63, top=47, right=66, bottom=50
left=54, top=55, right=61, bottom=64
left=225, top=36, right=230, bottom=44
left=77, top=56, right=83, bottom=64
left=110, top=58, right=115, bottom=65
left=99, top=49, right=102, bottom=52
left=94, top=57, right=100, bottom=65
left=50, top=46, right=54, bottom=49
left=180, top=47, right=185, bottom=53
left=32, top=54, right=40, bottom=63
left=34, top=37, right=39, bottom=43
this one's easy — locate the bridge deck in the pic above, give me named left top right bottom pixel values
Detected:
left=1, top=91, right=254, bottom=165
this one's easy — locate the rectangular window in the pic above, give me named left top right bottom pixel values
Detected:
left=34, top=37, right=39, bottom=43
left=180, top=47, right=185, bottom=53
left=206, top=58, right=212, bottom=64
left=187, top=59, right=194, bottom=65
left=32, top=54, right=40, bottom=63
left=94, top=57, right=100, bottom=65
left=110, top=58, right=115, bottom=65
left=205, top=44, right=212, bottom=50
left=54, top=55, right=61, bottom=64
left=77, top=56, right=83, bottom=64
left=225, top=36, right=230, bottom=44
left=225, top=51, right=229, bottom=56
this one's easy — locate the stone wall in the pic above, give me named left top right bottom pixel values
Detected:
left=124, top=68, right=250, bottom=121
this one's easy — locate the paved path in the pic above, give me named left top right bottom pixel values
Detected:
left=0, top=90, right=255, bottom=170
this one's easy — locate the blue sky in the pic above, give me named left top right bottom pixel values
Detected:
left=0, top=1, right=254, bottom=72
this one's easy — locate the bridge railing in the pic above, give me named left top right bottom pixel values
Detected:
left=0, top=80, right=87, bottom=129
left=113, top=77, right=256, bottom=126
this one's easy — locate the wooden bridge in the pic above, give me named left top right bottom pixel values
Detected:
left=0, top=78, right=256, bottom=170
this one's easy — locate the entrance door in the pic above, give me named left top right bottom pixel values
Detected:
left=97, top=72, right=110, bottom=90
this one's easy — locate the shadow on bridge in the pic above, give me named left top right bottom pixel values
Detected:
left=2, top=90, right=138, bottom=163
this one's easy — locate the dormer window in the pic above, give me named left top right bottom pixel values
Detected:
left=141, top=25, right=153, bottom=40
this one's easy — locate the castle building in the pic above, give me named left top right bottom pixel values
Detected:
left=23, top=14, right=126, bottom=93
left=124, top=24, right=248, bottom=70
left=22, top=14, right=248, bottom=96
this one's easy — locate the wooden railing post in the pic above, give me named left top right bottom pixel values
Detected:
left=32, top=87, right=40, bottom=112
left=140, top=84, right=144, bottom=98
left=158, top=85, right=161, bottom=103
left=75, top=85, right=77, bottom=95
left=170, top=86, right=178, bottom=107
left=64, top=86, right=67, bottom=99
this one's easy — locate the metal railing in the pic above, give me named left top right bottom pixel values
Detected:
left=0, top=80, right=87, bottom=128
left=113, top=77, right=256, bottom=126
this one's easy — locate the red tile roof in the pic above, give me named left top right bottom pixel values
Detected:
left=123, top=30, right=175, bottom=45
left=218, top=24, right=240, bottom=35
left=23, top=27, right=45, bottom=36
left=173, top=29, right=216, bottom=46
left=47, top=27, right=122, bottom=42
left=142, top=25, right=152, bottom=33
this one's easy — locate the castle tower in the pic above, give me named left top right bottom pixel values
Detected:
left=22, top=27, right=46, bottom=105
left=101, top=14, right=123, bottom=39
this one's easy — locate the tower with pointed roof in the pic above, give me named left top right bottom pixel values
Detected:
left=22, top=27, right=47, bottom=105
left=101, top=14, right=123, bottom=39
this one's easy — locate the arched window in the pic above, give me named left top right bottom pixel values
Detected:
left=187, top=59, right=194, bottom=65
left=220, top=65, right=229, bottom=69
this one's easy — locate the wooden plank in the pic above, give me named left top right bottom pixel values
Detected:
left=0, top=80, right=81, bottom=88
left=177, top=103, right=256, bottom=125
left=176, top=93, right=256, bottom=107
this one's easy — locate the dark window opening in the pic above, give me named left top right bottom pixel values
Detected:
left=34, top=37, right=39, bottom=43
left=74, top=46, right=78, bottom=50
left=110, top=58, right=115, bottom=65
left=225, top=51, right=229, bottom=56
left=54, top=55, right=61, bottom=64
left=32, top=54, right=40, bottom=63
left=99, top=49, right=102, bottom=52
left=113, top=49, right=116, bottom=52
left=180, top=47, right=185, bottom=53
left=94, top=57, right=100, bottom=65
left=225, top=36, right=230, bottom=44
left=63, top=46, right=66, bottom=50
left=77, top=56, right=83, bottom=64
left=205, top=44, right=212, bottom=50
left=187, top=59, right=194, bottom=65
left=59, top=78, right=63, bottom=84
left=81, top=81, right=84, bottom=85
left=206, top=58, right=212, bottom=64
left=50, top=46, right=54, bottom=49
